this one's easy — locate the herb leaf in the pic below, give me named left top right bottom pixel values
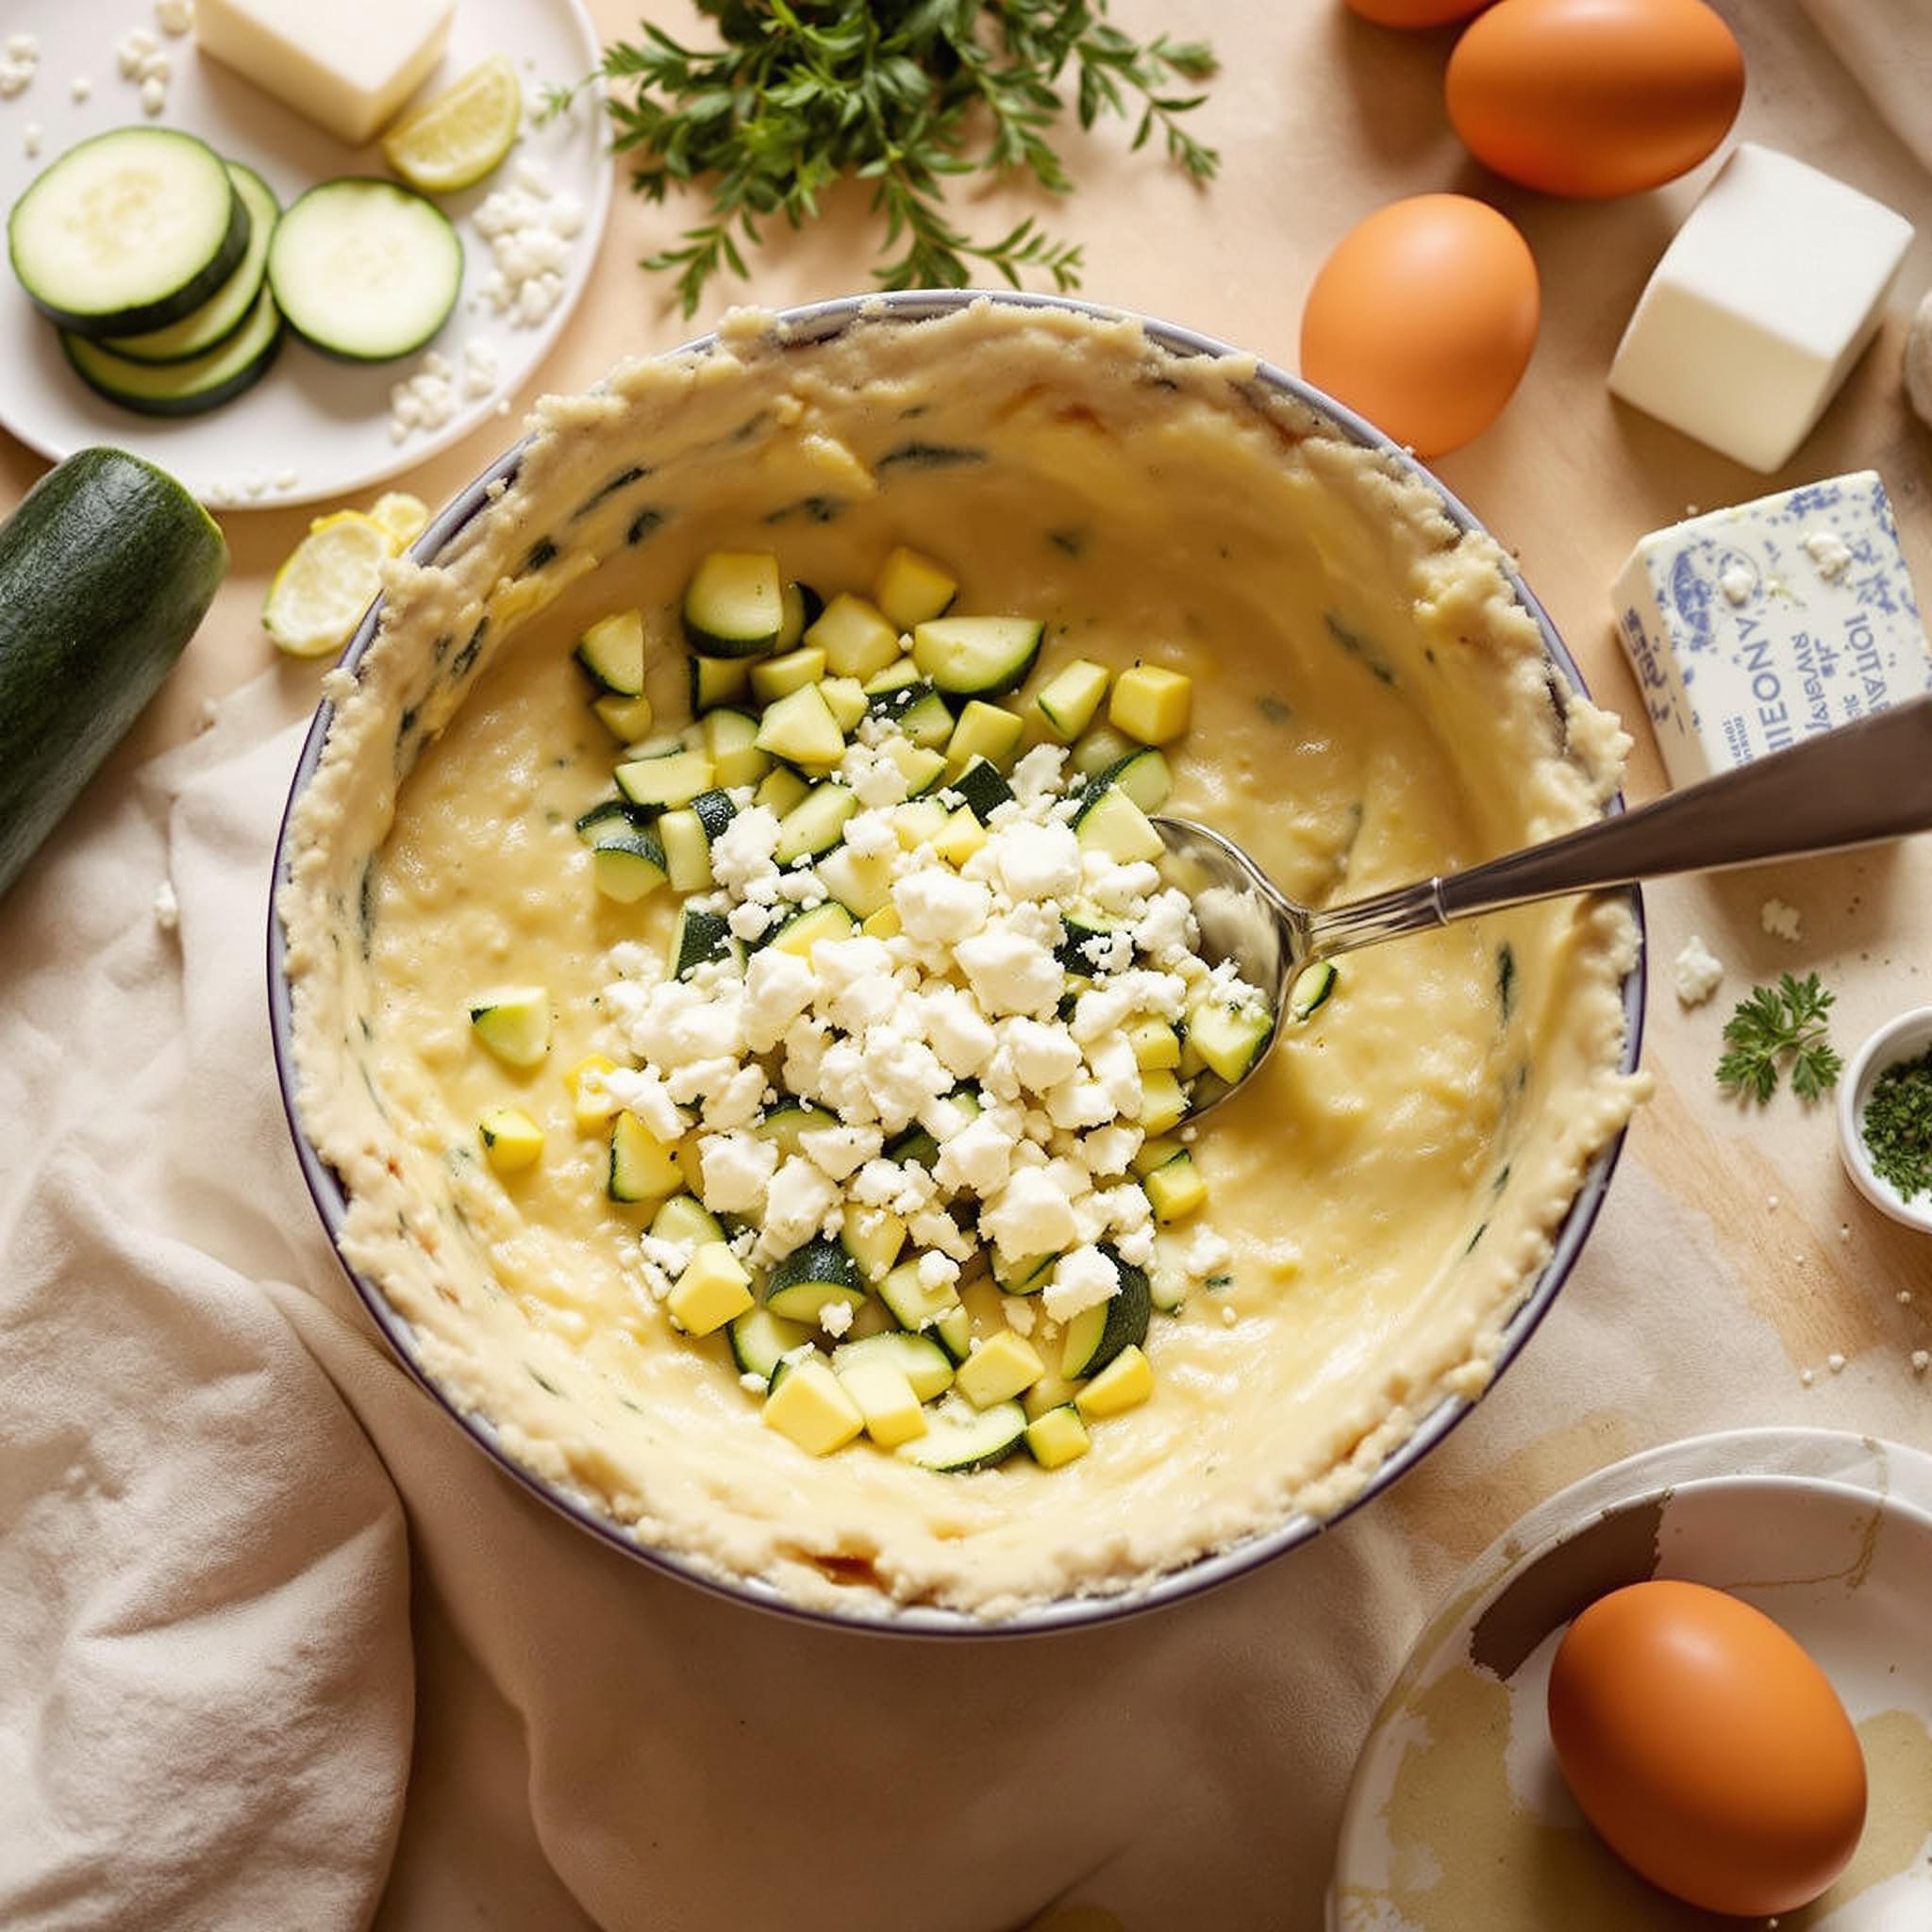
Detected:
left=1716, top=972, right=1843, bottom=1105
left=553, top=2, right=1220, bottom=317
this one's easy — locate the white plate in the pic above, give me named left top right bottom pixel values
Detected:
left=0, top=0, right=610, bottom=508
left=1330, top=1429, right=1932, bottom=1932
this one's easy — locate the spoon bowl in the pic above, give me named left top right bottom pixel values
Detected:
left=1156, top=694, right=1932, bottom=1112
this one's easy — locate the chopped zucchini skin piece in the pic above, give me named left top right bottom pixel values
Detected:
left=945, top=699, right=1026, bottom=773
left=1070, top=722, right=1138, bottom=778
left=775, top=579, right=822, bottom=651
left=614, top=748, right=715, bottom=810
left=753, top=1099, right=839, bottom=1159
left=591, top=691, right=657, bottom=742
left=729, top=1306, right=808, bottom=1382
left=1143, top=1150, right=1208, bottom=1224
left=670, top=906, right=741, bottom=979
left=574, top=608, right=645, bottom=694
left=911, top=614, right=1042, bottom=698
left=690, top=653, right=752, bottom=714
left=774, top=782, right=858, bottom=863
left=589, top=829, right=669, bottom=903
left=832, top=1330, right=954, bottom=1402
left=1290, top=960, right=1340, bottom=1020
left=1108, top=664, right=1191, bottom=743
left=701, top=706, right=768, bottom=785
left=609, top=1110, right=682, bottom=1201
left=657, top=808, right=713, bottom=892
left=1084, top=746, right=1174, bottom=814
left=755, top=764, right=811, bottom=819
left=1058, top=1251, right=1152, bottom=1378
left=1035, top=658, right=1110, bottom=741
left=764, top=901, right=858, bottom=958
left=949, top=754, right=1014, bottom=823
left=1073, top=786, right=1165, bottom=864
left=468, top=987, right=551, bottom=1067
left=652, top=1193, right=725, bottom=1247
left=1185, top=996, right=1276, bottom=1084
left=683, top=549, right=783, bottom=658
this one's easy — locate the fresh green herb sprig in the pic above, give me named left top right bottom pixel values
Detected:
left=1716, top=972, right=1844, bottom=1104
left=1862, top=1047, right=1932, bottom=1202
left=548, top=2, right=1220, bottom=317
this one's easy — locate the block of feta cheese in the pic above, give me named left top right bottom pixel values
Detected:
left=1612, top=470, right=1932, bottom=787
left=1608, top=144, right=1913, bottom=473
left=194, top=0, right=455, bottom=148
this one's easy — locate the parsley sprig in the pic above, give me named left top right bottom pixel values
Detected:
left=1716, top=972, right=1844, bottom=1104
left=549, top=2, right=1220, bottom=317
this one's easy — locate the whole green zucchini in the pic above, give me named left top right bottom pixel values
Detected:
left=0, top=448, right=227, bottom=899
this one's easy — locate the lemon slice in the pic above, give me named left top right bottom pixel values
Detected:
left=367, top=491, right=429, bottom=551
left=263, top=511, right=394, bottom=659
left=381, top=55, right=524, bottom=195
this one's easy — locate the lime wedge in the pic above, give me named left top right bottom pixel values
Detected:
left=263, top=511, right=393, bottom=659
left=381, top=56, right=523, bottom=195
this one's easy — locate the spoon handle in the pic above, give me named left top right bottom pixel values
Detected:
left=1307, top=694, right=1932, bottom=958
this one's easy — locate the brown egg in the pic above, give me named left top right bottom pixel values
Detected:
left=1445, top=0, right=1745, bottom=198
left=1548, top=1580, right=1868, bottom=1915
left=1345, top=0, right=1491, bottom=26
left=1298, top=193, right=1539, bottom=458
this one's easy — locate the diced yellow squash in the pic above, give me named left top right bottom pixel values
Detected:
left=1143, top=1151, right=1208, bottom=1224
left=954, top=1329, right=1045, bottom=1408
left=1137, top=1070, right=1188, bottom=1136
left=754, top=683, right=845, bottom=768
left=667, top=1241, right=754, bottom=1336
left=591, top=691, right=656, bottom=742
left=837, top=1357, right=928, bottom=1448
left=763, top=1357, right=865, bottom=1456
left=893, top=797, right=950, bottom=850
left=749, top=644, right=826, bottom=703
left=860, top=904, right=902, bottom=941
left=945, top=699, right=1026, bottom=772
left=820, top=675, right=869, bottom=733
left=755, top=764, right=811, bottom=818
left=1022, top=1372, right=1082, bottom=1421
left=1074, top=1343, right=1154, bottom=1419
left=932, top=806, right=988, bottom=866
left=874, top=545, right=958, bottom=630
left=1126, top=1017, right=1181, bottom=1072
left=478, top=1107, right=542, bottom=1173
left=1129, top=1134, right=1186, bottom=1178
left=808, top=591, right=904, bottom=681
left=565, top=1053, right=622, bottom=1129
left=1109, top=664, right=1192, bottom=743
left=1024, top=1404, right=1091, bottom=1469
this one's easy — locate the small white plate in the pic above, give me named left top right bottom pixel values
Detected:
left=1839, top=1008, right=1932, bottom=1235
left=0, top=0, right=610, bottom=508
left=1329, top=1429, right=1932, bottom=1932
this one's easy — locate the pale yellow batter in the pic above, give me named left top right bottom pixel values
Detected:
left=281, top=301, right=1645, bottom=1618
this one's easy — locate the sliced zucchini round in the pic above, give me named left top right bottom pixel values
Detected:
left=764, top=1239, right=868, bottom=1324
left=60, top=284, right=284, bottom=418
left=832, top=1331, right=955, bottom=1402
left=683, top=550, right=784, bottom=658
left=268, top=177, right=461, bottom=362
left=589, top=827, right=668, bottom=903
left=896, top=1398, right=1027, bottom=1473
left=9, top=127, right=247, bottom=337
left=753, top=1098, right=840, bottom=1159
left=100, top=163, right=280, bottom=365
left=729, top=1307, right=809, bottom=1383
left=910, top=614, right=1043, bottom=698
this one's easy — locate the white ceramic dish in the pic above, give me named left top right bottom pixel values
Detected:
left=1329, top=1427, right=1932, bottom=1930
left=0, top=0, right=610, bottom=509
left=1838, top=1007, right=1932, bottom=1235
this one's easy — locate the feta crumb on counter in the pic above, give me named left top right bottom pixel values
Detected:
left=1674, top=934, right=1724, bottom=1007
left=155, top=0, right=195, bottom=34
left=1759, top=897, right=1802, bottom=942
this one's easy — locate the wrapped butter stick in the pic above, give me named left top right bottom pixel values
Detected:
left=1612, top=471, right=1932, bottom=788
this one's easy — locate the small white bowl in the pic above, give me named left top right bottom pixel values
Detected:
left=1838, top=1005, right=1932, bottom=1234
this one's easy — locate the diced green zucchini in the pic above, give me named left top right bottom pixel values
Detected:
left=468, top=986, right=551, bottom=1067
left=884, top=1124, right=941, bottom=1171
left=652, top=1193, right=725, bottom=1248
left=774, top=782, right=858, bottom=863
left=1073, top=785, right=1164, bottom=863
left=954, top=1330, right=1045, bottom=1407
left=1290, top=960, right=1339, bottom=1021
left=755, top=683, right=845, bottom=767
left=1086, top=746, right=1174, bottom=814
left=753, top=1097, right=839, bottom=1159
left=886, top=739, right=948, bottom=796
left=669, top=906, right=741, bottom=979
left=832, top=1330, right=955, bottom=1402
left=1185, top=995, right=1275, bottom=1085
left=574, top=798, right=653, bottom=841
left=877, top=1257, right=961, bottom=1334
left=1058, top=1252, right=1152, bottom=1378
left=1137, top=1070, right=1189, bottom=1135
left=591, top=692, right=657, bottom=742
left=683, top=549, right=783, bottom=658
left=776, top=580, right=823, bottom=651
left=729, top=1306, right=809, bottom=1383
left=862, top=658, right=924, bottom=706
left=609, top=1110, right=681, bottom=1201
left=993, top=1250, right=1058, bottom=1295
left=892, top=796, right=951, bottom=849
left=814, top=842, right=894, bottom=920
left=873, top=546, right=958, bottom=630
left=657, top=808, right=712, bottom=892
left=1058, top=906, right=1126, bottom=974
left=807, top=591, right=903, bottom=680
left=764, top=900, right=858, bottom=958
left=911, top=614, right=1043, bottom=698
left=1035, top=658, right=1111, bottom=741
left=615, top=747, right=715, bottom=810
left=949, top=755, right=1014, bottom=824
left=755, top=764, right=812, bottom=818
left=1127, top=1016, right=1181, bottom=1070
left=690, top=653, right=752, bottom=714
left=1142, top=1148, right=1208, bottom=1223
left=896, top=1398, right=1026, bottom=1472
left=590, top=828, right=669, bottom=903
left=691, top=788, right=738, bottom=841
left=1070, top=722, right=1138, bottom=778
left=749, top=644, right=825, bottom=704
left=946, top=699, right=1026, bottom=773
left=932, top=1303, right=974, bottom=1364
left=897, top=689, right=956, bottom=749
left=573, top=608, right=644, bottom=695
left=820, top=676, right=868, bottom=733
left=763, top=1238, right=868, bottom=1324
left=701, top=707, right=769, bottom=786
left=841, top=1203, right=907, bottom=1283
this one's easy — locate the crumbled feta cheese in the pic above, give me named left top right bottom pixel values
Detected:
left=1183, top=1227, right=1233, bottom=1279
left=982, top=1168, right=1079, bottom=1258
left=819, top=1299, right=854, bottom=1339
left=799, top=1122, right=884, bottom=1182
left=152, top=879, right=179, bottom=932
left=23, top=122, right=42, bottom=157
left=1043, top=1244, right=1120, bottom=1321
left=989, top=820, right=1082, bottom=902
left=759, top=1157, right=842, bottom=1259
left=1674, top=933, right=1724, bottom=1007
left=70, top=75, right=91, bottom=100
left=932, top=1112, right=1016, bottom=1197
left=917, top=1250, right=960, bottom=1292
left=1004, top=1297, right=1037, bottom=1336
left=1803, top=528, right=1853, bottom=579
left=473, top=167, right=580, bottom=329
left=710, top=805, right=783, bottom=891
left=1759, top=897, right=1802, bottom=941
left=591, top=1065, right=689, bottom=1143
left=139, top=73, right=166, bottom=112
left=954, top=926, right=1062, bottom=1018
left=894, top=870, right=991, bottom=943
left=698, top=1131, right=778, bottom=1214
left=155, top=0, right=194, bottom=33
left=1002, top=1016, right=1085, bottom=1093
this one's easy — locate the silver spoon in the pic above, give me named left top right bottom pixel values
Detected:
left=1156, top=692, right=1932, bottom=1112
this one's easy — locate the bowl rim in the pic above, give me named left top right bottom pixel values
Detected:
left=265, top=287, right=1649, bottom=1639
left=1837, top=1004, right=1932, bottom=1235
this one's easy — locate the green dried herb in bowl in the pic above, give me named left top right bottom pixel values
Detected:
left=1862, top=1048, right=1932, bottom=1203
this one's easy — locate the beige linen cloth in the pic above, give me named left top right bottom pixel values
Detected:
left=5, top=2, right=1932, bottom=1926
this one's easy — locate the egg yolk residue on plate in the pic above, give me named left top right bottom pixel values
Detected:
left=1547, top=1578, right=1868, bottom=1916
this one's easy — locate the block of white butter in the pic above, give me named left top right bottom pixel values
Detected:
left=1612, top=471, right=1932, bottom=788
left=1608, top=144, right=1913, bottom=473
left=195, top=0, right=455, bottom=148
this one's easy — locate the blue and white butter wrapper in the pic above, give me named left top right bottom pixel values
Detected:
left=1612, top=470, right=1932, bottom=787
